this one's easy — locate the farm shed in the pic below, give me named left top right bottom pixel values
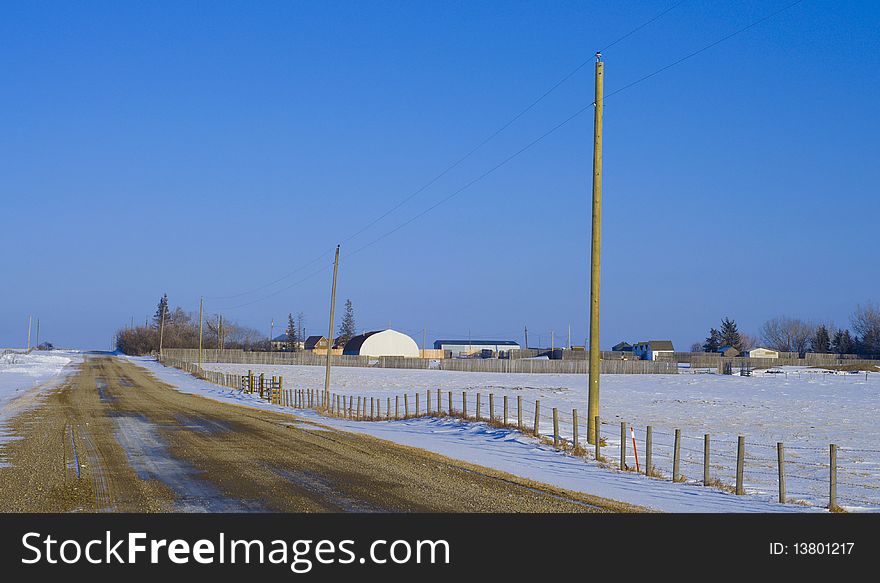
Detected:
left=632, top=340, right=675, bottom=361
left=718, top=345, right=740, bottom=357
left=433, top=339, right=521, bottom=357
left=343, top=329, right=420, bottom=358
left=747, top=347, right=779, bottom=359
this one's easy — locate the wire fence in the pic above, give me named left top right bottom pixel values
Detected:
left=159, top=356, right=879, bottom=511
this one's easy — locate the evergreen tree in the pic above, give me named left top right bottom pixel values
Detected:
left=153, top=294, right=169, bottom=328
left=702, top=328, right=721, bottom=353
left=337, top=299, right=356, bottom=347
left=832, top=329, right=855, bottom=355
left=285, top=313, right=298, bottom=351
left=718, top=317, right=744, bottom=351
left=811, top=324, right=831, bottom=353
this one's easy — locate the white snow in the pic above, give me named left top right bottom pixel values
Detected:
left=127, top=356, right=863, bottom=513
left=0, top=349, right=80, bottom=467
left=0, top=350, right=78, bottom=416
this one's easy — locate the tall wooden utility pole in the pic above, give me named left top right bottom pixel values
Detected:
left=26, top=315, right=32, bottom=351
left=587, top=52, right=604, bottom=444
left=159, top=304, right=166, bottom=357
left=198, top=296, right=204, bottom=369
left=323, top=245, right=340, bottom=403
left=270, top=319, right=275, bottom=348
left=218, top=315, right=223, bottom=350
left=524, top=326, right=529, bottom=350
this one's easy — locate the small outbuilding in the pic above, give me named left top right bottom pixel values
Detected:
left=747, top=347, right=779, bottom=359
left=304, top=335, right=330, bottom=351
left=611, top=341, right=633, bottom=352
left=718, top=345, right=740, bottom=357
left=343, top=329, right=420, bottom=358
left=632, top=340, right=674, bottom=361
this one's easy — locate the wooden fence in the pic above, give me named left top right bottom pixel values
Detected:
left=158, top=356, right=875, bottom=510
left=159, top=348, right=677, bottom=374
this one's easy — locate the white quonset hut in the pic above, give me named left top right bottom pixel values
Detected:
left=342, top=329, right=420, bottom=358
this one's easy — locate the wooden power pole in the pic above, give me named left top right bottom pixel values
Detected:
left=159, top=304, right=166, bottom=357
left=524, top=326, right=528, bottom=350
left=198, top=296, right=204, bottom=369
left=587, top=52, right=604, bottom=444
left=323, top=245, right=340, bottom=402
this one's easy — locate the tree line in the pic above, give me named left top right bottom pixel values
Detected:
left=692, top=302, right=880, bottom=357
left=116, top=294, right=270, bottom=355
left=116, top=295, right=360, bottom=356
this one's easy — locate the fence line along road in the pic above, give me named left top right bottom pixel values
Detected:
left=159, top=348, right=677, bottom=374
left=157, top=356, right=875, bottom=512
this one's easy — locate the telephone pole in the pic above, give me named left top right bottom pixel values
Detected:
left=524, top=326, right=529, bottom=350
left=323, top=245, right=340, bottom=403
left=587, top=52, right=604, bottom=444
left=198, top=296, right=204, bottom=369
left=159, top=304, right=166, bottom=357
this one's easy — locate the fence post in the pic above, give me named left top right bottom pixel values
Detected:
left=387, top=397, right=391, bottom=420
left=404, top=394, right=409, bottom=418
left=427, top=390, right=431, bottom=415
left=476, top=393, right=481, bottom=421
left=553, top=408, right=559, bottom=449
left=777, top=442, right=786, bottom=504
left=357, top=396, right=362, bottom=419
left=377, top=397, right=381, bottom=419
left=645, top=426, right=653, bottom=476
left=594, top=416, right=600, bottom=461
left=503, top=396, right=509, bottom=425
left=259, top=373, right=265, bottom=399
left=829, top=443, right=837, bottom=510
left=448, top=390, right=452, bottom=415
left=517, top=396, right=523, bottom=430
left=395, top=395, right=400, bottom=419
left=436, top=388, right=441, bottom=415
left=673, top=429, right=681, bottom=482
left=703, top=434, right=710, bottom=486
left=489, top=394, right=495, bottom=423
left=736, top=435, right=745, bottom=495
left=415, top=392, right=420, bottom=417
left=534, top=400, right=540, bottom=436
left=572, top=409, right=579, bottom=449
left=462, top=392, right=468, bottom=419
left=620, top=422, right=627, bottom=470
left=370, top=397, right=375, bottom=420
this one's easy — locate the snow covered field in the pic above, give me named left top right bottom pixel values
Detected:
left=195, top=361, right=880, bottom=512
left=0, top=350, right=80, bottom=467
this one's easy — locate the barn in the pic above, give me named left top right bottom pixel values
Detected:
left=342, top=329, right=420, bottom=358
left=747, top=347, right=779, bottom=359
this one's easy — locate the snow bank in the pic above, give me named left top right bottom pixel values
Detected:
left=127, top=356, right=831, bottom=513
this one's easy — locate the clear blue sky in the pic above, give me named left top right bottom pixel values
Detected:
left=2, top=1, right=878, bottom=350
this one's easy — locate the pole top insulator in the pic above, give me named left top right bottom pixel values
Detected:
left=596, top=51, right=602, bottom=61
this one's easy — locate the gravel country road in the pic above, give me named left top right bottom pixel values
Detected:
left=0, top=356, right=643, bottom=512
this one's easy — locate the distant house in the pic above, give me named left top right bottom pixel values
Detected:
left=344, top=329, right=420, bottom=358
left=718, top=345, right=740, bottom=357
left=304, top=335, right=330, bottom=351
left=433, top=339, right=520, bottom=358
left=271, top=334, right=304, bottom=351
left=612, top=341, right=633, bottom=352
left=632, top=340, right=674, bottom=361
left=270, top=334, right=289, bottom=351
left=747, top=347, right=779, bottom=359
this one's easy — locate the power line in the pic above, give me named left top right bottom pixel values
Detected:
left=204, top=0, right=805, bottom=309
left=342, top=0, right=807, bottom=261
left=201, top=3, right=684, bottom=304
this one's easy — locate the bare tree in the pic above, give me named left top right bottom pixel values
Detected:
left=760, top=316, right=815, bottom=356
left=739, top=332, right=759, bottom=352
left=851, top=302, right=880, bottom=355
